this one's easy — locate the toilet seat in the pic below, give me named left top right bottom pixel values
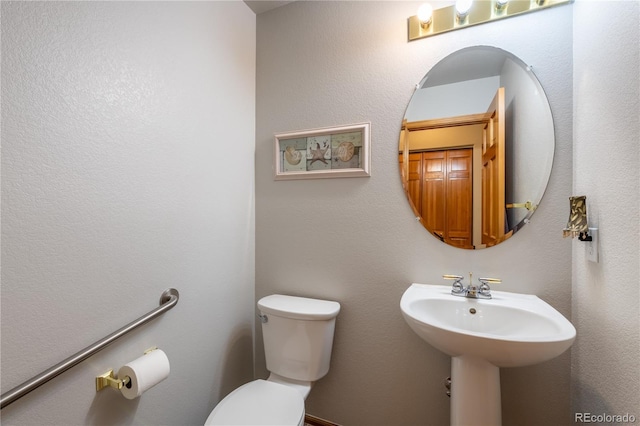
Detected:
left=204, top=379, right=305, bottom=426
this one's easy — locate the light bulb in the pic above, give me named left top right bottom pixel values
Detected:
left=455, top=0, right=473, bottom=17
left=495, top=0, right=508, bottom=10
left=417, top=3, right=433, bottom=26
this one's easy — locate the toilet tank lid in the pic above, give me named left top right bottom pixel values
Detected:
left=258, top=294, right=340, bottom=320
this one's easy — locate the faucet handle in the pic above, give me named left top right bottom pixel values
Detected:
left=443, top=274, right=465, bottom=295
left=443, top=274, right=464, bottom=281
left=477, top=277, right=500, bottom=298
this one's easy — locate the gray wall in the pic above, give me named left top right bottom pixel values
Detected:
left=1, top=2, right=256, bottom=425
left=572, top=0, right=640, bottom=420
left=256, top=2, right=573, bottom=425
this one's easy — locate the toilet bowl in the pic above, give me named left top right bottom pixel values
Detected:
left=204, top=294, right=340, bottom=426
left=204, top=379, right=305, bottom=426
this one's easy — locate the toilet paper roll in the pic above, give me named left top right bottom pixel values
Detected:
left=117, top=349, right=170, bottom=400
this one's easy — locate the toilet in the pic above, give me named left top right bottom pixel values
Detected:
left=205, top=294, right=341, bottom=426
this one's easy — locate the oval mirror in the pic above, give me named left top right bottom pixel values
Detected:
left=399, top=46, right=554, bottom=249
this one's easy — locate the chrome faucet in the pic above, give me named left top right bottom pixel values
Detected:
left=443, top=274, right=501, bottom=299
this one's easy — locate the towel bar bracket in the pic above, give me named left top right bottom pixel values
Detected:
left=160, top=288, right=179, bottom=305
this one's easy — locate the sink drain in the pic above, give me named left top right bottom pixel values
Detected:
left=469, top=308, right=477, bottom=314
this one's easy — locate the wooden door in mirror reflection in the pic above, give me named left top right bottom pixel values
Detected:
left=402, top=149, right=473, bottom=249
left=482, top=88, right=506, bottom=247
left=399, top=87, right=505, bottom=249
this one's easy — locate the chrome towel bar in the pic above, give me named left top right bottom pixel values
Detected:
left=0, top=288, right=179, bottom=409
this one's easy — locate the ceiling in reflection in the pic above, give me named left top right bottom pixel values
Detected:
left=244, top=1, right=295, bottom=15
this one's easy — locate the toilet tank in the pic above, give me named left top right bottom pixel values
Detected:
left=258, top=295, right=340, bottom=382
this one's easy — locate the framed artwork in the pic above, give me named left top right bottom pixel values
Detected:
left=274, top=122, right=371, bottom=180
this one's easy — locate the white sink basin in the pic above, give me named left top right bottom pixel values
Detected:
left=400, top=283, right=576, bottom=367
left=400, top=283, right=576, bottom=425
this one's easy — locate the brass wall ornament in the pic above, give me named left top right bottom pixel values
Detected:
left=563, top=195, right=592, bottom=241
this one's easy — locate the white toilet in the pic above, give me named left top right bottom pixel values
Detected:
left=205, top=294, right=341, bottom=426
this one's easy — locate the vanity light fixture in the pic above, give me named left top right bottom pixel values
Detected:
left=408, top=0, right=572, bottom=41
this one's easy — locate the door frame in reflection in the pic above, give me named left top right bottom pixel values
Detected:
left=400, top=88, right=507, bottom=248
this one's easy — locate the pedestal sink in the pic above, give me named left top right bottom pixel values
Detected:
left=400, top=283, right=576, bottom=426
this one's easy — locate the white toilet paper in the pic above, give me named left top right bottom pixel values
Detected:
left=117, top=349, right=170, bottom=400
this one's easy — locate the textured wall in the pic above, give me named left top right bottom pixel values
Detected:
left=256, top=2, right=573, bottom=425
left=1, top=2, right=255, bottom=425
left=572, top=0, right=640, bottom=420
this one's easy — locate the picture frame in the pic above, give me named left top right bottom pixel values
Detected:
left=274, top=122, right=371, bottom=180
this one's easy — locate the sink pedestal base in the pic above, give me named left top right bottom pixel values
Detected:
left=451, top=355, right=501, bottom=426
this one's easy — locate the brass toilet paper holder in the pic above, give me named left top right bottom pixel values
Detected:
left=95, top=347, right=158, bottom=392
left=95, top=370, right=131, bottom=392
